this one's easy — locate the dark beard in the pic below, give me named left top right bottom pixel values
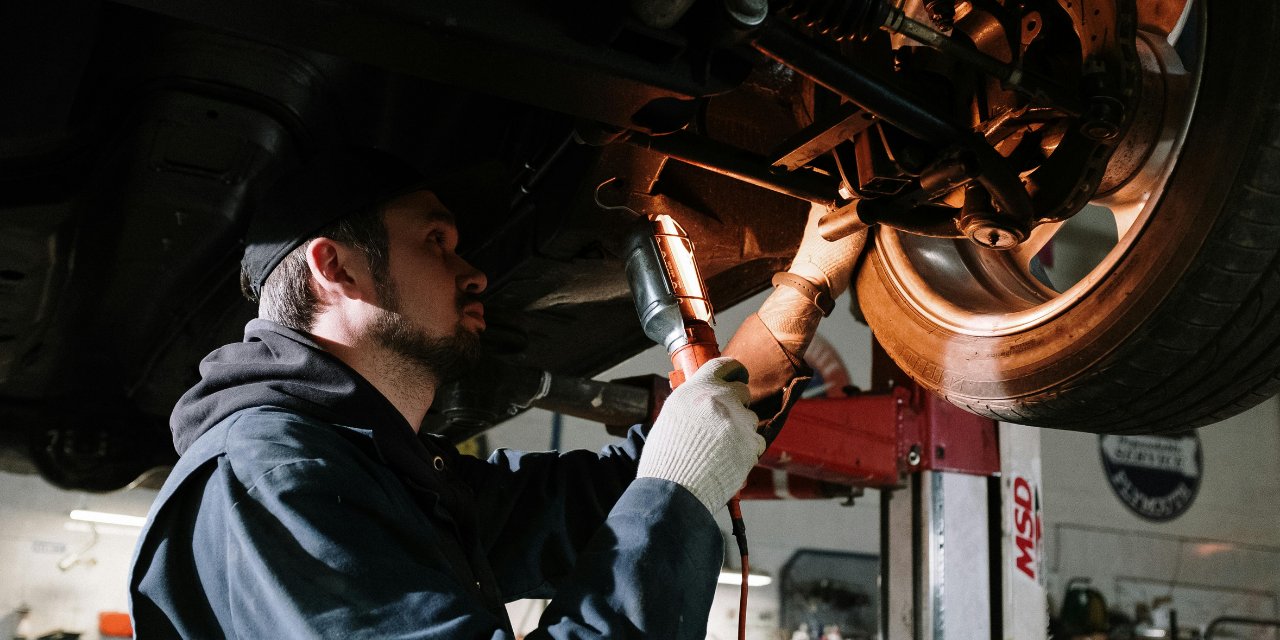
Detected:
left=368, top=281, right=482, bottom=385
left=369, top=311, right=480, bottom=385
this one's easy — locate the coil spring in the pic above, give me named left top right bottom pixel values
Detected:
left=775, top=0, right=883, bottom=41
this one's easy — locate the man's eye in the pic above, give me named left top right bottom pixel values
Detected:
left=428, top=231, right=448, bottom=246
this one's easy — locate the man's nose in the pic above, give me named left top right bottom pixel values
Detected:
left=457, top=258, right=487, bottom=294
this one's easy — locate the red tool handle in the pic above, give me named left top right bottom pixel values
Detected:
left=667, top=322, right=721, bottom=388
left=665, top=322, right=748, bottom=640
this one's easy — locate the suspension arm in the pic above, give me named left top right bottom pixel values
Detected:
left=625, top=129, right=847, bottom=207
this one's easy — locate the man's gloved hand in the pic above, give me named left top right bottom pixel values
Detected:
left=758, top=203, right=868, bottom=362
left=788, top=202, right=865, bottom=300
left=637, top=357, right=765, bottom=514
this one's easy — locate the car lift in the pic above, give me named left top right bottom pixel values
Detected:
left=737, top=345, right=1049, bottom=640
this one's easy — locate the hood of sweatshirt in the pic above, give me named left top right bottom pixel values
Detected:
left=170, top=319, right=461, bottom=495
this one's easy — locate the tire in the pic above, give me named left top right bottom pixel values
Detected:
left=854, top=1, right=1280, bottom=433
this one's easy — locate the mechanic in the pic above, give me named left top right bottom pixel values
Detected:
left=127, top=147, right=862, bottom=638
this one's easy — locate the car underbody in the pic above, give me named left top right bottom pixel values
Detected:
left=9, top=0, right=1279, bottom=491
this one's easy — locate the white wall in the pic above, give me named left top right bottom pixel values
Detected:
left=0, top=471, right=157, bottom=639
left=1040, top=398, right=1280, bottom=627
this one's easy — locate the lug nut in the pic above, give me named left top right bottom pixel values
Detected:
left=1081, top=97, right=1124, bottom=142
left=960, top=184, right=1027, bottom=250
left=965, top=222, right=1024, bottom=250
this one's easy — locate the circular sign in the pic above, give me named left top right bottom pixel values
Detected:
left=1099, top=432, right=1202, bottom=522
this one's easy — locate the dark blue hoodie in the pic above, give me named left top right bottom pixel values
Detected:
left=128, top=320, right=721, bottom=639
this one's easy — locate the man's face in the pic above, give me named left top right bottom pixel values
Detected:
left=364, top=190, right=487, bottom=383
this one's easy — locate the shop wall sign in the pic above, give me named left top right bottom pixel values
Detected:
left=1098, top=433, right=1201, bottom=521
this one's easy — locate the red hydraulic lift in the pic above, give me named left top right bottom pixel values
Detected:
left=514, top=340, right=1047, bottom=639
left=737, top=343, right=1047, bottom=640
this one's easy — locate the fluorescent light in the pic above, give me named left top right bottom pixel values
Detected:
left=717, top=571, right=773, bottom=587
left=69, top=510, right=146, bottom=528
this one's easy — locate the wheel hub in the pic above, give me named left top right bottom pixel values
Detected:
left=874, top=1, right=1204, bottom=337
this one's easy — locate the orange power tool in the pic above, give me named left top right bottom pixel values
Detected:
left=623, top=214, right=751, bottom=640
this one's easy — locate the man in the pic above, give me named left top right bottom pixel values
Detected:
left=128, top=147, right=862, bottom=638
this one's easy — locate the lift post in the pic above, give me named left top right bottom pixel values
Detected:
left=746, top=343, right=1047, bottom=639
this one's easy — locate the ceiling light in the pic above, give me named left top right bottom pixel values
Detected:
left=717, top=570, right=773, bottom=587
left=69, top=510, right=146, bottom=528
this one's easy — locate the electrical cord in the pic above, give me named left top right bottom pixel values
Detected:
left=729, top=498, right=749, bottom=640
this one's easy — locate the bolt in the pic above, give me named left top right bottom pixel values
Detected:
left=907, top=445, right=922, bottom=467
left=1082, top=119, right=1121, bottom=141
left=1081, top=97, right=1124, bottom=142
left=968, top=224, right=1022, bottom=249
left=960, top=216, right=1025, bottom=250
left=924, top=0, right=955, bottom=30
left=960, top=184, right=1027, bottom=250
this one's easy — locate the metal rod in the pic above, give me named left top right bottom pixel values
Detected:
left=625, top=130, right=845, bottom=207
left=817, top=201, right=870, bottom=241
left=752, top=19, right=964, bottom=144
left=1205, top=617, right=1280, bottom=640
left=530, top=376, right=652, bottom=427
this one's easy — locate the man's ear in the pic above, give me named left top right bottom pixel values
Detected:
left=305, top=238, right=374, bottom=303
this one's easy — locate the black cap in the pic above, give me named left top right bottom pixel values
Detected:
left=242, top=147, right=428, bottom=300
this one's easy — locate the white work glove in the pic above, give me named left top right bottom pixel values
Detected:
left=758, top=203, right=868, bottom=361
left=637, top=357, right=765, bottom=514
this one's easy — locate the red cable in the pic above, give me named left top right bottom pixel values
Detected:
left=728, top=497, right=748, bottom=640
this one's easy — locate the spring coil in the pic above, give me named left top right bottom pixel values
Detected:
left=774, top=0, right=883, bottom=41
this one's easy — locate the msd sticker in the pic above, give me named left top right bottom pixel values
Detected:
left=1010, top=474, right=1043, bottom=584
